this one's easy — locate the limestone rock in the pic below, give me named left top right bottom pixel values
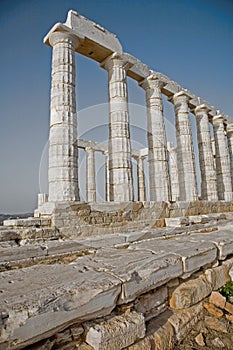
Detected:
left=195, top=332, right=205, bottom=347
left=203, top=302, right=224, bottom=318
left=205, top=316, right=228, bottom=333
left=209, top=291, right=226, bottom=309
left=85, top=312, right=145, bottom=350
left=170, top=276, right=212, bottom=309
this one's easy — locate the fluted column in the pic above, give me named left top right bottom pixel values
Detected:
left=86, top=147, right=96, bottom=202
left=167, top=142, right=179, bottom=202
left=105, top=151, right=110, bottom=202
left=227, top=124, right=233, bottom=189
left=102, top=53, right=133, bottom=202
left=137, top=156, right=146, bottom=201
left=48, top=31, right=79, bottom=202
left=172, top=91, right=198, bottom=201
left=213, top=114, right=232, bottom=200
left=140, top=76, right=170, bottom=201
left=195, top=105, right=218, bottom=200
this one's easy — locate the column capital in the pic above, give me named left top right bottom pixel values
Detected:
left=85, top=146, right=94, bottom=153
left=212, top=113, right=224, bottom=125
left=48, top=30, right=79, bottom=49
left=194, top=104, right=210, bottom=115
left=100, top=52, right=130, bottom=71
left=139, top=74, right=165, bottom=90
left=172, top=90, right=190, bottom=104
left=227, top=123, right=233, bottom=134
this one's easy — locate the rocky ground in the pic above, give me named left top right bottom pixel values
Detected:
left=175, top=291, right=233, bottom=350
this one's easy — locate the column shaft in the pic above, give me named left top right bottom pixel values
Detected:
left=140, top=76, right=170, bottom=201
left=213, top=115, right=232, bottom=200
left=48, top=31, right=79, bottom=202
left=103, top=54, right=133, bottom=202
left=227, top=124, right=233, bottom=190
left=86, top=148, right=96, bottom=202
left=105, top=151, right=110, bottom=202
left=195, top=106, right=218, bottom=200
left=173, top=92, right=198, bottom=201
left=137, top=156, right=146, bottom=201
left=167, top=142, right=179, bottom=202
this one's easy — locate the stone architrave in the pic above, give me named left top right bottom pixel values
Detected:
left=226, top=124, right=233, bottom=190
left=172, top=91, right=198, bottom=201
left=140, top=76, right=170, bottom=201
left=213, top=114, right=232, bottom=201
left=195, top=105, right=218, bottom=201
left=137, top=156, right=146, bottom=201
left=167, top=142, right=180, bottom=201
left=101, top=53, right=133, bottom=202
left=86, top=147, right=96, bottom=202
left=48, top=31, right=80, bottom=202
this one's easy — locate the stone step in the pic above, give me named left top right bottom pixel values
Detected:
left=165, top=212, right=228, bottom=227
left=3, top=217, right=51, bottom=228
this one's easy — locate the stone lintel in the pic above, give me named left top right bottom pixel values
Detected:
left=44, top=11, right=122, bottom=63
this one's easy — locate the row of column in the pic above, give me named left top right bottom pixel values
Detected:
left=47, top=30, right=233, bottom=203
left=84, top=148, right=146, bottom=203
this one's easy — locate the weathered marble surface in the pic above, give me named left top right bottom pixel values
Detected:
left=172, top=91, right=198, bottom=201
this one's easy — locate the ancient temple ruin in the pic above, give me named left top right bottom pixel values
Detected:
left=35, top=10, right=233, bottom=225
left=1, top=10, right=233, bottom=350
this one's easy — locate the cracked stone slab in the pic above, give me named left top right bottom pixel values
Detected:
left=128, top=235, right=217, bottom=278
left=0, top=264, right=121, bottom=349
left=188, top=229, right=233, bottom=260
left=75, top=247, right=183, bottom=303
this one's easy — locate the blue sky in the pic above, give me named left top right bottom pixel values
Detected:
left=0, top=0, right=233, bottom=213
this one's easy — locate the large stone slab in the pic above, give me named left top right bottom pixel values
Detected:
left=75, top=248, right=183, bottom=303
left=0, top=264, right=121, bottom=349
left=189, top=229, right=233, bottom=260
left=128, top=235, right=217, bottom=277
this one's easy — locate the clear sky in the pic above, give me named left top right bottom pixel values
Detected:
left=0, top=0, right=233, bottom=213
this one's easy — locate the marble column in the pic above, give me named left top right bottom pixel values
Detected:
left=86, top=147, right=96, bottom=202
left=140, top=75, right=170, bottom=201
left=227, top=123, right=233, bottom=190
left=102, top=53, right=133, bottom=202
left=195, top=105, right=218, bottom=201
left=48, top=31, right=79, bottom=202
left=172, top=91, right=198, bottom=201
left=137, top=156, right=146, bottom=201
left=105, top=151, right=110, bottom=202
left=213, top=114, right=232, bottom=200
left=167, top=142, right=179, bottom=202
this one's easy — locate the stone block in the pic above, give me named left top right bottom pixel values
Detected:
left=76, top=248, right=182, bottom=304
left=134, top=286, right=168, bottom=321
left=170, top=276, right=212, bottom=309
left=153, top=321, right=174, bottom=350
left=205, top=316, right=228, bottom=333
left=209, top=291, right=226, bottom=308
left=190, top=229, right=233, bottom=260
left=203, top=303, right=223, bottom=318
left=127, top=337, right=152, bottom=350
left=85, top=312, right=145, bottom=350
left=205, top=264, right=231, bottom=290
left=224, top=301, right=233, bottom=315
left=0, top=264, right=121, bottom=349
left=129, top=236, right=217, bottom=277
left=169, top=303, right=203, bottom=341
left=165, top=217, right=189, bottom=227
